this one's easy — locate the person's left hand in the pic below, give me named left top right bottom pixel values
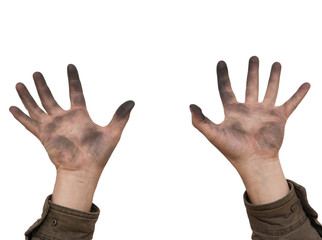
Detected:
left=189, top=57, right=310, bottom=204
left=190, top=57, right=310, bottom=168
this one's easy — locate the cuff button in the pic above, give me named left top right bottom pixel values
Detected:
left=291, top=205, right=297, bottom=212
left=51, top=219, right=58, bottom=226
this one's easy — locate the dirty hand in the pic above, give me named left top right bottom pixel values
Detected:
left=190, top=56, right=310, bottom=204
left=10, top=65, right=134, bottom=210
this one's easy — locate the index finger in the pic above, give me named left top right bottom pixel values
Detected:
left=67, top=64, right=86, bottom=107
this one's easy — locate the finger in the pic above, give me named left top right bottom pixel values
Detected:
left=282, top=83, right=310, bottom=118
left=33, top=72, right=63, bottom=115
left=263, top=62, right=282, bottom=105
left=67, top=64, right=86, bottom=107
left=9, top=106, right=39, bottom=136
left=245, top=56, right=259, bottom=103
left=217, top=61, right=237, bottom=108
left=190, top=104, right=219, bottom=141
left=107, top=100, right=135, bottom=135
left=16, top=83, right=47, bottom=121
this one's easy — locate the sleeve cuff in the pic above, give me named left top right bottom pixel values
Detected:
left=25, top=195, right=100, bottom=240
left=244, top=179, right=322, bottom=237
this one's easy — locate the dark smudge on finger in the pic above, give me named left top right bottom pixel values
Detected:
left=115, top=100, right=135, bottom=119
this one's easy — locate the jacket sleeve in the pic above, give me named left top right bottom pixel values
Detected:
left=25, top=195, right=100, bottom=240
left=244, top=180, right=322, bottom=239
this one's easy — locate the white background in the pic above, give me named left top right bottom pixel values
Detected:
left=1, top=0, right=321, bottom=239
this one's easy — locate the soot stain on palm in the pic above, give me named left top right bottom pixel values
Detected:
left=44, top=116, right=63, bottom=135
left=268, top=110, right=281, bottom=118
left=44, top=109, right=87, bottom=136
left=230, top=122, right=247, bottom=135
left=256, top=122, right=283, bottom=149
left=234, top=104, right=250, bottom=114
left=65, top=108, right=88, bottom=119
left=51, top=135, right=79, bottom=161
left=81, top=130, right=103, bottom=145
left=81, top=129, right=104, bottom=157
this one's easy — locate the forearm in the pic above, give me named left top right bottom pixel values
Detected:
left=52, top=169, right=101, bottom=212
left=234, top=157, right=289, bottom=205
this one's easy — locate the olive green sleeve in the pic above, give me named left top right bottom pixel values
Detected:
left=244, top=180, right=322, bottom=239
left=25, top=195, right=99, bottom=240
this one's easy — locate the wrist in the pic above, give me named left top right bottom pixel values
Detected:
left=234, top=157, right=289, bottom=204
left=52, top=169, right=101, bottom=212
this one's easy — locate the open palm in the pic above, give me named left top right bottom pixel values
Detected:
left=190, top=57, right=310, bottom=167
left=10, top=65, right=134, bottom=174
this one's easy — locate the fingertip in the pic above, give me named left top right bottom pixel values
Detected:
left=67, top=64, right=77, bottom=70
left=9, top=106, right=21, bottom=117
left=189, top=104, right=205, bottom=122
left=124, top=100, right=135, bottom=110
left=217, top=60, right=229, bottom=76
left=9, top=106, right=16, bottom=113
left=115, top=100, right=135, bottom=119
left=67, top=64, right=79, bottom=77
left=296, top=82, right=311, bottom=96
left=303, top=82, right=311, bottom=90
left=249, top=56, right=259, bottom=64
left=15, top=82, right=24, bottom=90
left=272, top=62, right=282, bottom=71
left=189, top=104, right=201, bottom=113
left=127, top=100, right=135, bottom=107
left=33, top=71, right=42, bottom=79
left=33, top=72, right=46, bottom=86
left=217, top=60, right=227, bottom=69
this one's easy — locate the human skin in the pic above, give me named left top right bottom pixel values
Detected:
left=10, top=64, right=135, bottom=212
left=190, top=56, right=310, bottom=204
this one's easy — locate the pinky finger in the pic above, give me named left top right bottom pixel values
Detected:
left=9, top=106, right=39, bottom=137
left=282, top=83, right=311, bottom=118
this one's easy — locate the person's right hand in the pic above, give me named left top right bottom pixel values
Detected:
left=10, top=64, right=134, bottom=210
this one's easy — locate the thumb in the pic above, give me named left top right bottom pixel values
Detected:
left=189, top=104, right=218, bottom=139
left=107, top=100, right=135, bottom=132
